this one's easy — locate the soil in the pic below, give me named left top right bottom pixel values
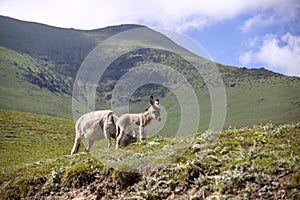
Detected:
left=30, top=168, right=298, bottom=200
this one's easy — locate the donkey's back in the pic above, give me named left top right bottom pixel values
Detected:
left=71, top=110, right=116, bottom=154
left=75, top=110, right=115, bottom=140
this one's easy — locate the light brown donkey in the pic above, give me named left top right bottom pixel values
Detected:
left=116, top=96, right=161, bottom=149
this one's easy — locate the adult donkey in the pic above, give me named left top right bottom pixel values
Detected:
left=71, top=110, right=136, bottom=155
left=116, top=96, right=161, bottom=149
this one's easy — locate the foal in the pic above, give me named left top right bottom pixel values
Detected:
left=116, top=96, right=161, bottom=149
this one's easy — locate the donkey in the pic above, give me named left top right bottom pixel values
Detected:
left=71, top=110, right=136, bottom=155
left=71, top=110, right=116, bottom=155
left=115, top=96, right=161, bottom=149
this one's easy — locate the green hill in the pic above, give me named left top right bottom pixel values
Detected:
left=0, top=16, right=143, bottom=79
left=0, top=46, right=71, bottom=118
left=0, top=15, right=299, bottom=132
left=0, top=16, right=299, bottom=199
left=0, top=109, right=299, bottom=199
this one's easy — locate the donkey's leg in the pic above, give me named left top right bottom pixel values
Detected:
left=132, top=130, right=137, bottom=138
left=139, top=126, right=146, bottom=142
left=103, top=127, right=112, bottom=148
left=85, top=139, right=95, bottom=152
left=71, top=136, right=81, bottom=155
left=106, top=135, right=112, bottom=148
left=116, top=130, right=126, bottom=149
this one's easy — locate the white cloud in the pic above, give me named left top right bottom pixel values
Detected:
left=241, top=15, right=276, bottom=33
left=1, top=0, right=299, bottom=76
left=239, top=51, right=253, bottom=65
left=241, top=0, right=300, bottom=33
left=239, top=33, right=300, bottom=77
left=0, top=0, right=297, bottom=31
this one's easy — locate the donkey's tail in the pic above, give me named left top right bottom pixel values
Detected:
left=116, top=124, right=120, bottom=138
left=106, top=111, right=115, bottom=126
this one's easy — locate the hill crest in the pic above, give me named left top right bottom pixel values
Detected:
left=0, top=16, right=299, bottom=129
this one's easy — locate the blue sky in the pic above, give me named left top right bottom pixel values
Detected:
left=0, top=0, right=299, bottom=77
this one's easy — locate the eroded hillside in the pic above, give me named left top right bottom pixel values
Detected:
left=0, top=110, right=299, bottom=199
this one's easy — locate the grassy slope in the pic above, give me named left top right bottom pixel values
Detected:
left=0, top=109, right=299, bottom=199
left=0, top=16, right=143, bottom=78
left=0, top=109, right=74, bottom=168
left=0, top=46, right=72, bottom=118
left=1, top=43, right=299, bottom=133
left=0, top=16, right=97, bottom=78
left=224, top=73, right=300, bottom=127
left=0, top=16, right=299, bottom=131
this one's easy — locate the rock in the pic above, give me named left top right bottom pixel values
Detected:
left=148, top=141, right=160, bottom=145
left=192, top=144, right=203, bottom=152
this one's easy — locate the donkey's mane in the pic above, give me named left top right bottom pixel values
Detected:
left=129, top=110, right=152, bottom=127
left=141, top=111, right=152, bottom=127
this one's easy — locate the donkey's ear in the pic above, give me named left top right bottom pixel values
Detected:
left=149, top=96, right=154, bottom=105
left=155, top=99, right=159, bottom=105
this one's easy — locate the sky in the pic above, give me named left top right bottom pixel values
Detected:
left=0, top=0, right=300, bottom=77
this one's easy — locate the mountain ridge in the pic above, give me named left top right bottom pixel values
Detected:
left=0, top=16, right=299, bottom=130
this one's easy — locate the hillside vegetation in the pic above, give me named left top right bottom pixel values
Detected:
left=0, top=16, right=300, bottom=199
left=0, top=16, right=300, bottom=132
left=0, top=46, right=72, bottom=118
left=0, top=109, right=299, bottom=199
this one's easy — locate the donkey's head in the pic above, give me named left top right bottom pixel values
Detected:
left=148, top=96, right=161, bottom=122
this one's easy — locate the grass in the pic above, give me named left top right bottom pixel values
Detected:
left=0, top=46, right=73, bottom=118
left=1, top=17, right=300, bottom=131
left=224, top=78, right=300, bottom=127
left=0, top=153, right=102, bottom=199
left=1, top=16, right=299, bottom=198
left=0, top=109, right=74, bottom=168
left=0, top=109, right=299, bottom=199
